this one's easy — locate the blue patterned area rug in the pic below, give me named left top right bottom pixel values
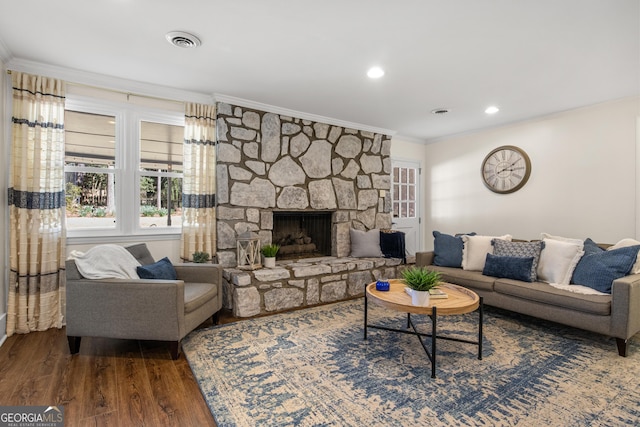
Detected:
left=183, top=299, right=640, bottom=426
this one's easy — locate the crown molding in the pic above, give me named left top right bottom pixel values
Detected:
left=6, top=58, right=213, bottom=105
left=215, top=93, right=396, bottom=137
left=392, top=133, right=428, bottom=145
left=0, top=37, right=11, bottom=64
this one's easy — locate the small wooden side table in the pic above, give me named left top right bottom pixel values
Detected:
left=364, top=280, right=483, bottom=378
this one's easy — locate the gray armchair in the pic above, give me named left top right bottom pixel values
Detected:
left=65, top=243, right=222, bottom=359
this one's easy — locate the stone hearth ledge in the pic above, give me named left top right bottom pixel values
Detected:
left=222, top=256, right=414, bottom=317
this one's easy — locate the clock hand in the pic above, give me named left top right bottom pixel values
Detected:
left=496, top=159, right=519, bottom=174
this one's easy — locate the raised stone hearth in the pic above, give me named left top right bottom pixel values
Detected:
left=223, top=256, right=411, bottom=317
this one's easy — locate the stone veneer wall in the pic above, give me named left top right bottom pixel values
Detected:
left=215, top=102, right=393, bottom=268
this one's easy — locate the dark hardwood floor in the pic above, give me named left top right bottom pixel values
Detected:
left=0, top=310, right=239, bottom=427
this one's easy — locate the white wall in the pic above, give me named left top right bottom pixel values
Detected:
left=390, top=137, right=430, bottom=251
left=422, top=97, right=640, bottom=250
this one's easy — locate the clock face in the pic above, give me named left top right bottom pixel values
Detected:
left=481, top=145, right=531, bottom=194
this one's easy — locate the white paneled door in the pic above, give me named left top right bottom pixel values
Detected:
left=391, top=160, right=421, bottom=256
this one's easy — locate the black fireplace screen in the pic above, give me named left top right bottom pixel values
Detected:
left=272, top=211, right=332, bottom=258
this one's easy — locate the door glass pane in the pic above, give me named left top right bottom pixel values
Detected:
left=408, top=202, right=416, bottom=218
left=393, top=165, right=418, bottom=219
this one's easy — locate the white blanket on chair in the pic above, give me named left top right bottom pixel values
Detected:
left=69, top=244, right=141, bottom=279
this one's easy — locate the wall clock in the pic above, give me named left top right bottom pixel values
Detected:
left=481, top=145, right=531, bottom=194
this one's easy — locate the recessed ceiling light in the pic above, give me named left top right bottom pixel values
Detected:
left=367, top=67, right=385, bottom=79
left=166, top=31, right=202, bottom=48
left=431, top=108, right=450, bottom=115
left=485, top=106, right=500, bottom=114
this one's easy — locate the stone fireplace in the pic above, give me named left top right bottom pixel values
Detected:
left=215, top=102, right=393, bottom=266
left=215, top=102, right=402, bottom=316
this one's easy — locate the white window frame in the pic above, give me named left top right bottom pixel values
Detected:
left=64, top=95, right=184, bottom=241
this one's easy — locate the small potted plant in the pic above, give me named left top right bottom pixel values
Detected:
left=192, top=251, right=211, bottom=263
left=401, top=266, right=442, bottom=306
left=260, top=244, right=280, bottom=268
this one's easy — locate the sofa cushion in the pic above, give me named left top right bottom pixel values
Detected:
left=571, top=245, right=640, bottom=293
left=184, top=282, right=219, bottom=314
left=537, top=236, right=584, bottom=285
left=427, top=265, right=496, bottom=292
left=432, top=231, right=475, bottom=267
left=137, top=257, right=178, bottom=280
left=461, top=234, right=512, bottom=271
left=494, top=279, right=611, bottom=316
left=492, top=240, right=544, bottom=282
left=483, top=253, right=535, bottom=282
left=350, top=228, right=383, bottom=257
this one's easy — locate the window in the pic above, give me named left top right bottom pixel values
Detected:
left=138, top=121, right=183, bottom=229
left=392, top=166, right=417, bottom=219
left=65, top=110, right=117, bottom=230
left=64, top=95, right=184, bottom=238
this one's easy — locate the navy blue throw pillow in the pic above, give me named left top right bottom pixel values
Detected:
left=137, top=257, right=177, bottom=280
left=582, top=238, right=605, bottom=256
left=433, top=231, right=476, bottom=267
left=482, top=253, right=535, bottom=282
left=571, top=245, right=640, bottom=293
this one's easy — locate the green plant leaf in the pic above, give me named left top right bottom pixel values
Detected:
left=261, top=244, right=280, bottom=257
left=401, top=266, right=442, bottom=291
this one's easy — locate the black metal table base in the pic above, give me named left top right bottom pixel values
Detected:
left=364, top=294, right=483, bottom=378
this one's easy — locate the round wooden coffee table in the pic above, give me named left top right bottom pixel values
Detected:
left=364, top=280, right=483, bottom=378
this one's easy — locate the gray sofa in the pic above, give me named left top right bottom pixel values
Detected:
left=66, top=243, right=223, bottom=359
left=416, top=250, right=640, bottom=356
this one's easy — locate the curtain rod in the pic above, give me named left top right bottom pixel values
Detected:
left=66, top=81, right=186, bottom=106
left=5, top=68, right=204, bottom=106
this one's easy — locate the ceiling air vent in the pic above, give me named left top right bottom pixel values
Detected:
left=431, top=108, right=450, bottom=115
left=166, top=31, right=201, bottom=48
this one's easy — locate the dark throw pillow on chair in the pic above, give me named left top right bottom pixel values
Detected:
left=136, top=257, right=178, bottom=280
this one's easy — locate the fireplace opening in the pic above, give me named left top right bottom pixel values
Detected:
left=272, top=211, right=333, bottom=259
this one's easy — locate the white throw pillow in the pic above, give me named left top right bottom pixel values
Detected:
left=461, top=234, right=512, bottom=271
left=540, top=233, right=584, bottom=246
left=537, top=235, right=584, bottom=285
left=608, top=238, right=640, bottom=274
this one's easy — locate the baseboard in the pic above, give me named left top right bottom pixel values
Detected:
left=0, top=313, right=6, bottom=348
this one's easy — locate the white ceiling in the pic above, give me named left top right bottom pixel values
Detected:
left=0, top=0, right=638, bottom=143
